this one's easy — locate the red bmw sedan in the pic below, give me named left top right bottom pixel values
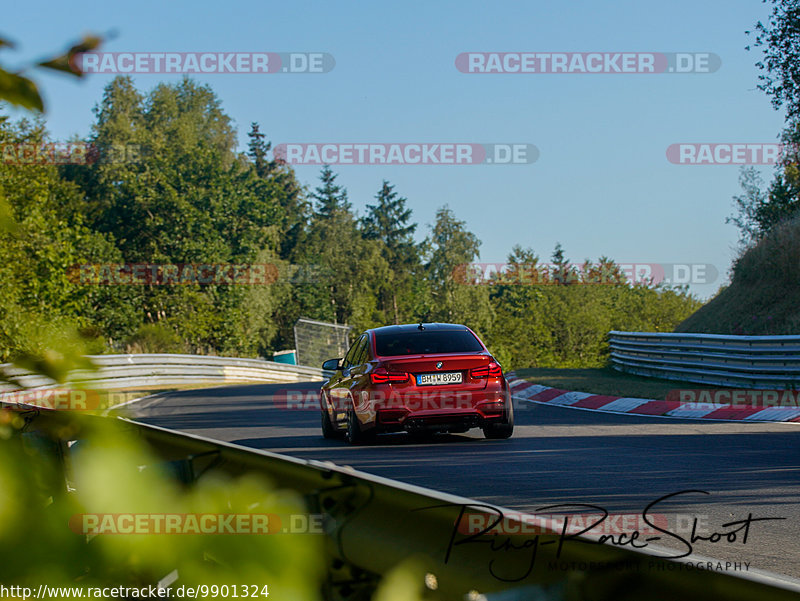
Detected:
left=319, top=323, right=513, bottom=444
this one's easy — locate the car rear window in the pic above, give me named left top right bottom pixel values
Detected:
left=374, top=330, right=484, bottom=356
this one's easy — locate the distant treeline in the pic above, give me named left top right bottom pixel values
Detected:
left=0, top=77, right=700, bottom=369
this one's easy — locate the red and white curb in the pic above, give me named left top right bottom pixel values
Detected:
left=506, top=375, right=800, bottom=423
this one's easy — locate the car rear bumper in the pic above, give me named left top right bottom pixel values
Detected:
left=403, top=412, right=484, bottom=433
left=322, top=380, right=509, bottom=434
left=373, top=393, right=508, bottom=433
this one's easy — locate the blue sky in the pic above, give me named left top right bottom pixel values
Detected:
left=6, top=0, right=786, bottom=297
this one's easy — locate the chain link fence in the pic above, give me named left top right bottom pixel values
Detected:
left=293, top=318, right=352, bottom=368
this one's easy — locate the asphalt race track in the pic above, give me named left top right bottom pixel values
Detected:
left=130, top=381, right=800, bottom=582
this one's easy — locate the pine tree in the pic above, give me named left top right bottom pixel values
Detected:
left=551, top=242, right=576, bottom=285
left=361, top=181, right=418, bottom=323
left=424, top=206, right=492, bottom=332
left=311, top=166, right=351, bottom=219
left=362, top=181, right=416, bottom=250
left=247, top=122, right=308, bottom=260
left=247, top=122, right=272, bottom=178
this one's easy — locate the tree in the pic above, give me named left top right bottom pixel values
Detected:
left=287, top=168, right=388, bottom=333
left=63, top=77, right=288, bottom=355
left=247, top=122, right=272, bottom=177
left=361, top=181, right=417, bottom=255
left=735, top=2, right=800, bottom=241
left=748, top=0, right=800, bottom=120
left=0, top=117, right=134, bottom=360
left=579, top=256, right=628, bottom=286
left=361, top=181, right=419, bottom=323
left=727, top=167, right=770, bottom=246
left=487, top=246, right=548, bottom=368
left=727, top=151, right=800, bottom=245
left=0, top=33, right=103, bottom=234
left=423, top=206, right=492, bottom=334
left=310, top=165, right=350, bottom=219
left=551, top=242, right=577, bottom=284
left=0, top=56, right=702, bottom=367
left=247, top=122, right=308, bottom=260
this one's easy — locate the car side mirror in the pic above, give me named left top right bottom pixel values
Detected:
left=322, top=358, right=342, bottom=371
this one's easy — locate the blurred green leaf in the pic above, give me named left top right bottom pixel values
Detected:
left=372, top=559, right=428, bottom=601
left=0, top=413, right=324, bottom=596
left=0, top=69, right=43, bottom=111
left=38, top=35, right=103, bottom=77
left=10, top=349, right=96, bottom=385
left=0, top=320, right=99, bottom=386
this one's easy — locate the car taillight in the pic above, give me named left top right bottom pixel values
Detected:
left=370, top=369, right=409, bottom=384
left=470, top=363, right=503, bottom=378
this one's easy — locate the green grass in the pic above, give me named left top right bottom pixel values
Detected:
left=512, top=366, right=727, bottom=401
left=676, top=212, right=800, bottom=335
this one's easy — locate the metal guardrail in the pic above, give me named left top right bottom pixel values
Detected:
left=0, top=353, right=328, bottom=392
left=10, top=404, right=800, bottom=600
left=609, top=331, right=800, bottom=388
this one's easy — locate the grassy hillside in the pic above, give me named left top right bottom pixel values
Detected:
left=676, top=213, right=800, bottom=335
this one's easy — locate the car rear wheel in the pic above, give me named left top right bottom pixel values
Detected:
left=483, top=392, right=514, bottom=439
left=321, top=407, right=339, bottom=439
left=321, top=393, right=344, bottom=439
left=483, top=421, right=513, bottom=439
left=345, top=405, right=373, bottom=445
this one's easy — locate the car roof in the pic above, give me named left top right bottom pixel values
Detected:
left=368, top=323, right=472, bottom=335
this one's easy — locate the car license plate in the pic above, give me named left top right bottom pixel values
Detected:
left=416, top=372, right=463, bottom=386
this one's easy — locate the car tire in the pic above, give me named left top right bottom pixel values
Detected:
left=483, top=390, right=514, bottom=439
left=483, top=421, right=513, bottom=439
left=345, top=405, right=373, bottom=445
left=321, top=407, right=339, bottom=439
